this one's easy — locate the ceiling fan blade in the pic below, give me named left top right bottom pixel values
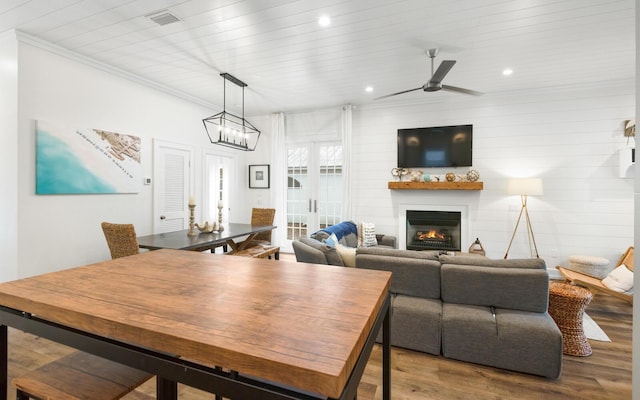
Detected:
left=374, top=86, right=423, bottom=100
left=442, top=84, right=484, bottom=96
left=429, top=60, right=456, bottom=84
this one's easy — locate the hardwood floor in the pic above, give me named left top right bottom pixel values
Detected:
left=5, top=253, right=632, bottom=399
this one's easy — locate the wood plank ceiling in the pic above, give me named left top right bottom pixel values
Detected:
left=1, top=0, right=635, bottom=116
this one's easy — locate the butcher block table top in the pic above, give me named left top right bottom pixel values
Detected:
left=0, top=249, right=391, bottom=399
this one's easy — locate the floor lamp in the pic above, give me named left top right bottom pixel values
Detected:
left=504, top=178, right=544, bottom=259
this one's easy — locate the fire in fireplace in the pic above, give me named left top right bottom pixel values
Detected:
left=406, top=210, right=461, bottom=251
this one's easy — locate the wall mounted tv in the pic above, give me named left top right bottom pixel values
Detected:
left=397, top=124, right=473, bottom=168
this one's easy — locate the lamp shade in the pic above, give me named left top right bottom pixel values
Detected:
left=507, top=178, right=543, bottom=196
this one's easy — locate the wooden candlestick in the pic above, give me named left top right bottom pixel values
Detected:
left=188, top=204, right=197, bottom=236
left=217, top=204, right=225, bottom=232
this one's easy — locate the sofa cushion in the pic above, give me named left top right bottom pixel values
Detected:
left=299, top=236, right=344, bottom=266
left=343, top=232, right=358, bottom=247
left=323, top=233, right=339, bottom=247
left=391, top=295, right=442, bottom=355
left=357, top=247, right=439, bottom=260
left=441, top=303, right=562, bottom=378
left=375, top=234, right=397, bottom=248
left=356, top=248, right=441, bottom=299
left=441, top=264, right=550, bottom=313
left=602, top=264, right=634, bottom=292
left=439, top=255, right=546, bottom=269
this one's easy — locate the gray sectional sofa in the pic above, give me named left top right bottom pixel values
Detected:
left=355, top=246, right=563, bottom=379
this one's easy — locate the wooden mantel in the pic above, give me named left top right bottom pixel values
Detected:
left=388, top=181, right=484, bottom=190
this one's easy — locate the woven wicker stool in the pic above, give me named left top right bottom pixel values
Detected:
left=548, top=281, right=593, bottom=356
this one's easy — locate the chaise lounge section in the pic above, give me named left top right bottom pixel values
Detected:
left=292, top=221, right=397, bottom=266
left=355, top=247, right=563, bottom=378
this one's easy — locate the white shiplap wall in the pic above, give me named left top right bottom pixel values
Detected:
left=350, top=81, right=635, bottom=270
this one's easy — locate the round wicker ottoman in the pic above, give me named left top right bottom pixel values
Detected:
left=548, top=282, right=593, bottom=356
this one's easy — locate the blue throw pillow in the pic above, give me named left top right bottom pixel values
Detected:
left=324, top=233, right=339, bottom=248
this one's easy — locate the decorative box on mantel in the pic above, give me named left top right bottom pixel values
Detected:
left=388, top=181, right=484, bottom=190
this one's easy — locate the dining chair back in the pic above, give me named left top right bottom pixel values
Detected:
left=101, top=222, right=139, bottom=259
left=251, top=208, right=276, bottom=244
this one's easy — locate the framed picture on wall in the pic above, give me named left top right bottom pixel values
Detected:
left=249, top=164, right=270, bottom=189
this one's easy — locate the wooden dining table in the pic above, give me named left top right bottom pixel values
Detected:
left=136, top=223, right=276, bottom=252
left=0, top=249, right=391, bottom=400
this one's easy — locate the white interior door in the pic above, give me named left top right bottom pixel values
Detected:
left=153, top=140, right=194, bottom=233
left=286, top=142, right=342, bottom=242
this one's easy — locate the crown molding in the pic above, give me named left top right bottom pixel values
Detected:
left=14, top=30, right=216, bottom=110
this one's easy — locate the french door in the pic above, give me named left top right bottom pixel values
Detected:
left=287, top=142, right=343, bottom=242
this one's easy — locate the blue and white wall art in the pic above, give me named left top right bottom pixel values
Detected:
left=36, top=120, right=141, bottom=194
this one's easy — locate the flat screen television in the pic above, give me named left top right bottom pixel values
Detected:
left=397, top=124, right=473, bottom=168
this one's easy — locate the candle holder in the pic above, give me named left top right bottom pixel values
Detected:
left=188, top=204, right=197, bottom=237
left=217, top=204, right=225, bottom=232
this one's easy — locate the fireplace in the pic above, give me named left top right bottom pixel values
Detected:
left=406, top=210, right=461, bottom=251
left=398, top=204, right=469, bottom=251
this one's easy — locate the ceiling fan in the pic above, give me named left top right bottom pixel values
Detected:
left=375, top=49, right=483, bottom=100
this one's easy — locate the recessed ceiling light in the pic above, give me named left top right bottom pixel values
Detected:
left=318, top=15, right=331, bottom=27
left=503, top=68, right=513, bottom=76
left=365, top=86, right=373, bottom=93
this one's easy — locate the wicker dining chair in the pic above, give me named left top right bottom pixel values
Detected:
left=248, top=208, right=276, bottom=246
left=101, top=222, right=140, bottom=259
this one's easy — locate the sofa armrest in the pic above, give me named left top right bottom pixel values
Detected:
left=292, top=240, right=328, bottom=265
left=376, top=234, right=397, bottom=248
left=295, top=237, right=344, bottom=266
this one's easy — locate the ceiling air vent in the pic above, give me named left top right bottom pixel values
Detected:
left=146, top=10, right=180, bottom=26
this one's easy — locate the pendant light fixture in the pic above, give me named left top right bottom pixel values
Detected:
left=202, top=73, right=260, bottom=151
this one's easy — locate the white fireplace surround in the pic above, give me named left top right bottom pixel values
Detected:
left=399, top=204, right=470, bottom=251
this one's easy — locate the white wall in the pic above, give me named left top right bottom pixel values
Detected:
left=6, top=32, right=637, bottom=281
left=0, top=31, right=18, bottom=282
left=241, top=114, right=273, bottom=222
left=15, top=39, right=255, bottom=277
left=351, top=81, right=635, bottom=268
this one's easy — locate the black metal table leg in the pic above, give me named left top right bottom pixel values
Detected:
left=215, top=366, right=223, bottom=400
left=0, top=325, right=6, bottom=400
left=383, top=305, right=391, bottom=400
left=157, top=376, right=178, bottom=400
